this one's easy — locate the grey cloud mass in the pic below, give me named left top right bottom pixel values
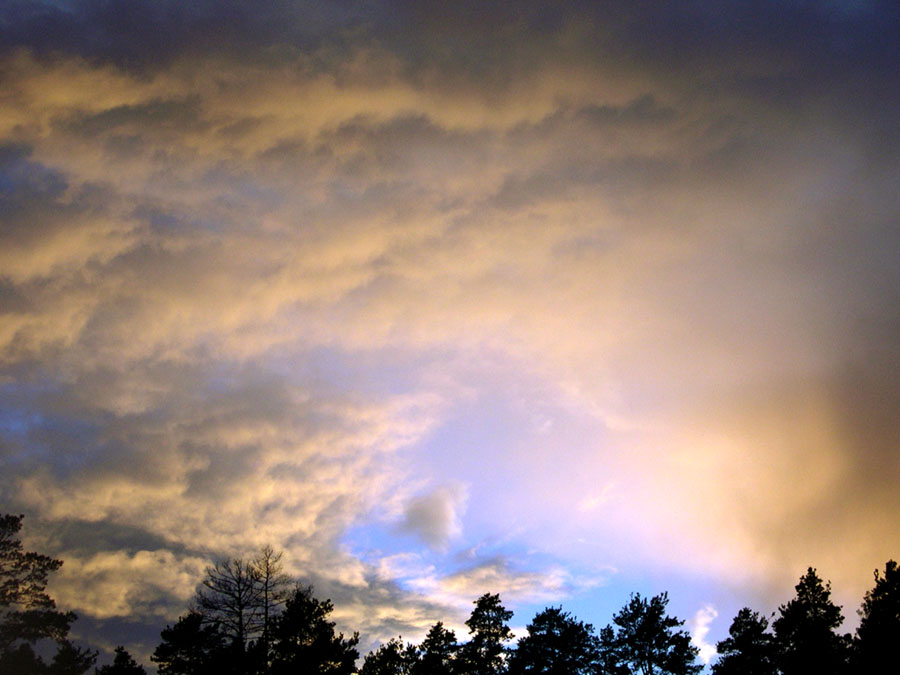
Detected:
left=401, top=484, right=467, bottom=550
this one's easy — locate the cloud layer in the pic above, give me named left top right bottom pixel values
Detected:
left=2, top=0, right=899, bottom=664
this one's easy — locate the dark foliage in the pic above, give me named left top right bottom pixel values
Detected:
left=191, top=546, right=293, bottom=673
left=414, top=621, right=457, bottom=675
left=0, top=513, right=95, bottom=675
left=360, top=637, right=419, bottom=675
left=508, top=606, right=599, bottom=675
left=456, top=593, right=513, bottom=675
left=96, top=645, right=147, bottom=675
left=710, top=608, right=776, bottom=675
left=854, top=559, right=900, bottom=671
left=4, top=512, right=896, bottom=675
left=598, top=592, right=702, bottom=675
left=268, top=585, right=359, bottom=675
left=52, top=640, right=99, bottom=675
left=772, top=567, right=851, bottom=675
left=152, top=612, right=228, bottom=675
left=253, top=546, right=292, bottom=662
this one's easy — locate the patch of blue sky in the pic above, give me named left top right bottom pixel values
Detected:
left=0, top=405, right=40, bottom=438
left=410, top=382, right=621, bottom=542
left=0, top=144, right=68, bottom=201
left=0, top=376, right=61, bottom=437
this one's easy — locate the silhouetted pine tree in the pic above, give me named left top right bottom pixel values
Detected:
left=508, top=606, right=599, bottom=675
left=773, top=568, right=850, bottom=675
left=598, top=592, right=701, bottom=675
left=456, top=594, right=513, bottom=675
left=711, top=608, right=776, bottom=675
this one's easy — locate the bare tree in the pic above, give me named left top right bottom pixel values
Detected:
left=192, top=546, right=293, bottom=672
left=253, top=545, right=292, bottom=667
left=193, top=557, right=263, bottom=654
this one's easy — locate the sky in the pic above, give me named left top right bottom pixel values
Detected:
left=1, top=0, right=899, bottom=669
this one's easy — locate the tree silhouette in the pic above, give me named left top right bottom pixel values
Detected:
left=152, top=612, right=228, bottom=675
left=508, top=606, right=599, bottom=675
left=51, top=639, right=98, bottom=675
left=599, top=592, right=701, bottom=675
left=192, top=546, right=293, bottom=672
left=0, top=513, right=95, bottom=675
left=413, top=621, right=457, bottom=675
left=254, top=547, right=291, bottom=636
left=252, top=545, right=292, bottom=671
left=772, top=567, right=850, bottom=675
left=457, top=593, right=513, bottom=675
left=96, top=645, right=147, bottom=675
left=854, top=559, right=900, bottom=671
left=269, top=585, right=358, bottom=675
left=710, top=608, right=776, bottom=675
left=194, top=556, right=262, bottom=658
left=360, top=636, right=419, bottom=675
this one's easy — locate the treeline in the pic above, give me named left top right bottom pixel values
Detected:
left=361, top=563, right=899, bottom=675
left=2, top=513, right=898, bottom=674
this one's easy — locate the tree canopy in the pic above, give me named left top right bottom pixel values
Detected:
left=152, top=611, right=229, bottom=675
left=359, top=637, right=418, bottom=675
left=414, top=621, right=457, bottom=675
left=96, top=645, right=147, bottom=675
left=772, top=567, right=850, bottom=675
left=854, top=559, right=900, bottom=671
left=599, top=592, right=702, bottom=675
left=194, top=556, right=263, bottom=656
left=508, top=606, right=599, bottom=675
left=456, top=593, right=514, bottom=675
left=0, top=513, right=95, bottom=675
left=710, top=607, right=776, bottom=675
left=268, top=585, right=359, bottom=675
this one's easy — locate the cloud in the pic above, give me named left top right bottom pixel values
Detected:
left=400, top=484, right=467, bottom=550
left=404, top=557, right=601, bottom=612
left=11, top=371, right=440, bottom=552
left=52, top=550, right=208, bottom=619
left=688, top=604, right=719, bottom=665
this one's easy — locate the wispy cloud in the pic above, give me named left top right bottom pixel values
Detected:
left=689, top=604, right=719, bottom=665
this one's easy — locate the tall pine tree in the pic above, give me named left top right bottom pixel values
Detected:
left=457, top=594, right=513, bottom=675
left=711, top=608, right=776, bottom=675
left=773, top=568, right=850, bottom=675
left=0, top=514, right=95, bottom=675
left=598, top=592, right=701, bottom=675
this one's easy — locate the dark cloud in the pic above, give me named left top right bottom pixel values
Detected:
left=71, top=615, right=164, bottom=668
left=0, top=0, right=367, bottom=69
left=0, top=144, right=68, bottom=220
left=57, top=98, right=208, bottom=139
left=0, top=277, right=32, bottom=314
left=400, top=485, right=465, bottom=550
left=4, top=1, right=897, bottom=90
left=577, top=95, right=677, bottom=127
left=38, top=518, right=184, bottom=558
